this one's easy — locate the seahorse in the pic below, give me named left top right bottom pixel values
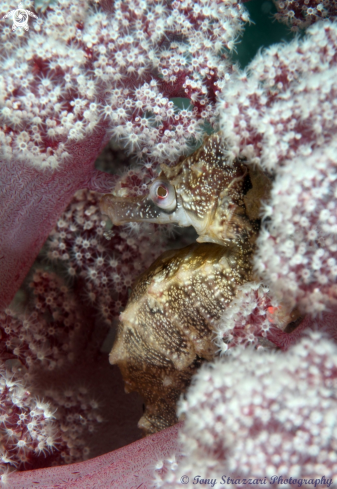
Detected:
left=100, top=133, right=281, bottom=435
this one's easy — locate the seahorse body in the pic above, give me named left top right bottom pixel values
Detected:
left=101, top=133, right=273, bottom=434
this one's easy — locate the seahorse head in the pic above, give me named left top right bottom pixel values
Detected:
left=100, top=133, right=271, bottom=247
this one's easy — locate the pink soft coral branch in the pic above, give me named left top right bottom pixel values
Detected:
left=0, top=132, right=116, bottom=309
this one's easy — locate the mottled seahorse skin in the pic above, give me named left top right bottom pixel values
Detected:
left=101, top=133, right=275, bottom=435
left=110, top=242, right=254, bottom=434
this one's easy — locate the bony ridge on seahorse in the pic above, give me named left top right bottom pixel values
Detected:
left=99, top=133, right=294, bottom=436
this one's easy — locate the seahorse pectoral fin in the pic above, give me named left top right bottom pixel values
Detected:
left=109, top=343, right=122, bottom=365
left=196, top=234, right=224, bottom=246
left=109, top=322, right=128, bottom=365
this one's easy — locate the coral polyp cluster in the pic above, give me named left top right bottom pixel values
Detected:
left=273, top=0, right=337, bottom=31
left=0, top=270, right=102, bottom=471
left=0, top=0, right=248, bottom=169
left=155, top=331, right=337, bottom=487
left=218, top=20, right=337, bottom=314
left=47, top=189, right=170, bottom=322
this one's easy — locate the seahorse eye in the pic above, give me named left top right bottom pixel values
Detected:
left=149, top=179, right=176, bottom=212
left=156, top=185, right=168, bottom=199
